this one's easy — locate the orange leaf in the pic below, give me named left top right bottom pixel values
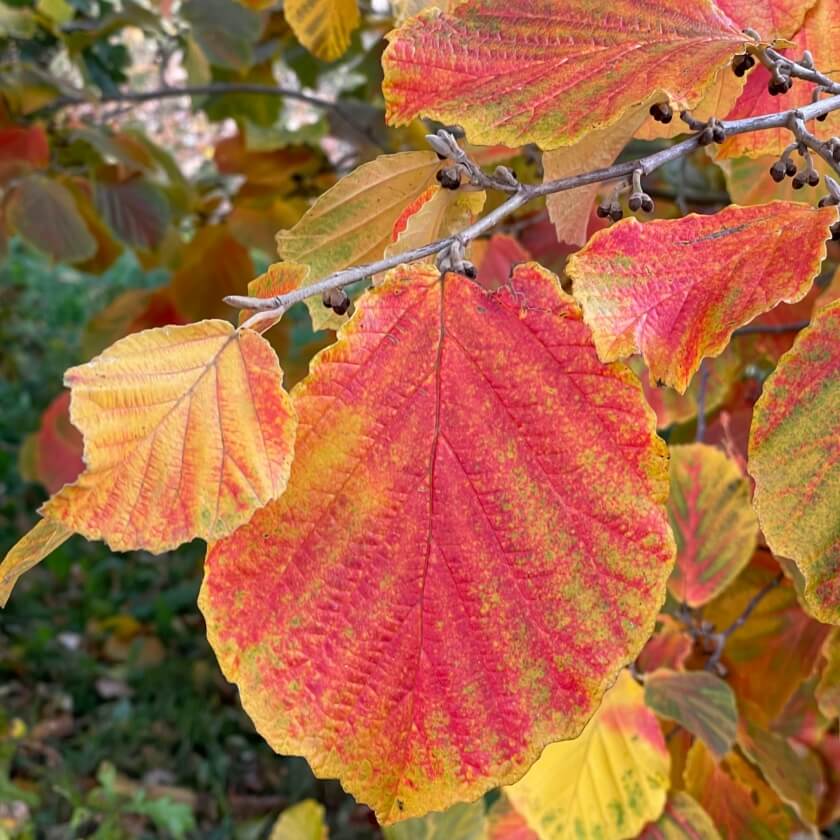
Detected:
left=748, top=300, right=840, bottom=624
left=382, top=0, right=745, bottom=149
left=0, top=321, right=296, bottom=604
left=637, top=791, right=721, bottom=840
left=35, top=392, right=84, bottom=495
left=200, top=262, right=674, bottom=822
left=566, top=202, right=837, bottom=392
left=0, top=122, right=49, bottom=182
left=667, top=443, right=758, bottom=607
left=716, top=0, right=840, bottom=159
left=637, top=615, right=694, bottom=674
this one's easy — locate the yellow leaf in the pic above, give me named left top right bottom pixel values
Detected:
left=1, top=321, right=297, bottom=604
left=0, top=519, right=72, bottom=607
left=284, top=0, right=360, bottom=61
left=270, top=799, right=328, bottom=840
left=506, top=670, right=670, bottom=840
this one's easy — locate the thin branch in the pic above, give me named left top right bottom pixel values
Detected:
left=733, top=319, right=810, bottom=336
left=228, top=89, right=840, bottom=327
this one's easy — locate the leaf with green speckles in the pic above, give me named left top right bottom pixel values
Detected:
left=748, top=300, right=840, bottom=624
left=505, top=670, right=670, bottom=840
left=637, top=792, right=721, bottom=840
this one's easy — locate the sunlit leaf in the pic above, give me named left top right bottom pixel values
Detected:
left=644, top=669, right=738, bottom=759
left=200, top=263, right=674, bottom=822
left=285, top=0, right=359, bottom=61
left=269, top=799, right=328, bottom=840
left=0, top=519, right=73, bottom=607
left=7, top=174, right=97, bottom=263
left=738, top=716, right=823, bottom=826
left=717, top=0, right=840, bottom=159
left=275, top=151, right=441, bottom=330
left=684, top=742, right=794, bottom=840
left=383, top=799, right=486, bottom=840
left=0, top=321, right=297, bottom=603
left=749, top=300, right=840, bottom=624
left=637, top=792, right=722, bottom=840
left=382, top=0, right=745, bottom=148
left=506, top=670, right=670, bottom=840
left=667, top=443, right=758, bottom=607
left=566, top=202, right=836, bottom=392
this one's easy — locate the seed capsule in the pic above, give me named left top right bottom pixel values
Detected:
left=792, top=172, right=807, bottom=190
left=332, top=291, right=351, bottom=315
left=640, top=195, right=654, bottom=213
left=818, top=195, right=839, bottom=207
left=732, top=53, right=755, bottom=77
left=609, top=204, right=623, bottom=222
left=785, top=159, right=798, bottom=177
left=649, top=102, right=673, bottom=124
left=628, top=195, right=642, bottom=212
left=831, top=221, right=840, bottom=240
left=769, top=161, right=786, bottom=182
left=436, top=168, right=461, bottom=190
left=808, top=170, right=821, bottom=187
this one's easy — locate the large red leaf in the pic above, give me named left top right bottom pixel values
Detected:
left=749, top=300, right=840, bottom=624
left=715, top=0, right=816, bottom=39
left=382, top=0, right=745, bottom=148
left=566, top=202, right=836, bottom=392
left=200, top=262, right=674, bottom=822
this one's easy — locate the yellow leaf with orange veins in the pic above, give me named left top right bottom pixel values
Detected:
left=1, top=322, right=297, bottom=589
left=716, top=0, right=817, bottom=39
left=668, top=444, right=758, bottom=607
left=200, top=263, right=674, bottom=823
left=543, top=108, right=645, bottom=247
left=566, top=202, right=837, bottom=392
left=637, top=792, right=722, bottom=840
left=382, top=0, right=746, bottom=149
left=749, top=300, right=840, bottom=624
left=0, top=519, right=72, bottom=607
left=285, top=0, right=359, bottom=61
left=275, top=151, right=442, bottom=331
left=506, top=670, right=670, bottom=840
left=684, top=742, right=794, bottom=839
left=716, top=0, right=840, bottom=160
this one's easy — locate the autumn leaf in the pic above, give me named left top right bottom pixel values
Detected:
left=382, top=0, right=746, bottom=149
left=472, top=234, right=532, bottom=291
left=566, top=202, right=837, bottom=392
left=284, top=0, right=359, bottom=61
left=716, top=0, right=840, bottom=159
left=667, top=444, right=758, bottom=607
left=543, top=109, right=646, bottom=247
left=200, top=263, right=674, bottom=822
left=749, top=300, right=840, bottom=624
left=0, top=321, right=296, bottom=605
left=275, top=151, right=442, bottom=331
left=0, top=122, right=49, bottom=181
left=637, top=792, right=722, bottom=840
left=382, top=800, right=486, bottom=840
left=506, top=670, right=670, bottom=840
left=93, top=174, right=171, bottom=251
left=684, top=742, right=794, bottom=840
left=643, top=669, right=738, bottom=759
left=7, top=174, right=97, bottom=263
left=269, top=799, right=328, bottom=840
left=716, top=0, right=817, bottom=39
left=0, top=519, right=73, bottom=608
left=637, top=615, right=694, bottom=674
left=737, top=715, right=823, bottom=826
left=34, top=392, right=83, bottom=495
left=817, top=630, right=840, bottom=718
left=181, top=0, right=261, bottom=71
left=704, top=555, right=831, bottom=725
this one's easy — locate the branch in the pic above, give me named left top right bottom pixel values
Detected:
left=226, top=56, right=840, bottom=328
left=733, top=319, right=810, bottom=336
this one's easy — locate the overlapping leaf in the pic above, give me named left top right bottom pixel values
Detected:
left=716, top=0, right=817, bottom=39
left=284, top=0, right=359, bottom=61
left=748, top=300, right=840, bottom=624
left=637, top=615, right=694, bottom=673
left=34, top=392, right=83, bottom=495
left=199, top=263, right=674, bottom=822
left=506, top=670, right=670, bottom=840
left=382, top=0, right=746, bottom=149
left=0, top=321, right=296, bottom=605
left=269, top=799, right=328, bottom=840
left=644, top=669, right=738, bottom=759
left=817, top=630, right=840, bottom=718
left=667, top=444, right=758, bottom=607
left=382, top=800, right=486, bottom=840
left=566, top=202, right=837, bottom=392
left=275, top=151, right=441, bottom=330
left=717, top=0, right=840, bottom=159
left=637, top=792, right=722, bottom=840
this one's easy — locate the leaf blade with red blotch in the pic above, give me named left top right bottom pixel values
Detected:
left=716, top=0, right=816, bottom=39
left=506, top=670, right=670, bottom=840
left=0, top=321, right=296, bottom=603
left=566, top=202, right=837, bottom=392
left=749, top=300, right=840, bottom=624
left=382, top=0, right=745, bottom=149
left=199, top=262, right=674, bottom=823
left=644, top=669, right=738, bottom=759
left=637, top=792, right=722, bottom=840
left=668, top=443, right=758, bottom=607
